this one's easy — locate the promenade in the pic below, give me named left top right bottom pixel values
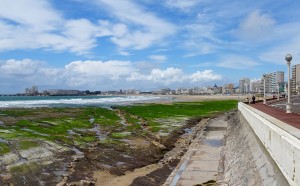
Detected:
left=250, top=97, right=300, bottom=129
left=164, top=116, right=227, bottom=186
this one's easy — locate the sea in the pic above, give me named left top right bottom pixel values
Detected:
left=0, top=95, right=168, bottom=108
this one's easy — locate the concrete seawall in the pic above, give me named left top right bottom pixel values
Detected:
left=238, top=102, right=300, bottom=186
left=164, top=110, right=289, bottom=185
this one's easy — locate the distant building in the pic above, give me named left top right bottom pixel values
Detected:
left=175, top=88, right=189, bottom=95
left=46, top=89, right=81, bottom=96
left=25, top=85, right=38, bottom=95
left=222, top=84, right=235, bottom=94
left=213, top=84, right=222, bottom=94
left=123, top=89, right=140, bottom=95
left=239, top=78, right=250, bottom=94
left=250, top=79, right=262, bottom=93
left=263, top=71, right=284, bottom=93
left=292, top=64, right=300, bottom=95
left=160, top=88, right=171, bottom=95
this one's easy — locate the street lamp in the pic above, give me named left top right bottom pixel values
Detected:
left=277, top=82, right=280, bottom=100
left=263, top=73, right=266, bottom=104
left=285, top=54, right=292, bottom=113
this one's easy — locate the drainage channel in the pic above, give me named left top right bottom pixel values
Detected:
left=164, top=116, right=228, bottom=186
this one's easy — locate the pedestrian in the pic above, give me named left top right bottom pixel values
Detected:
left=252, top=95, right=256, bottom=104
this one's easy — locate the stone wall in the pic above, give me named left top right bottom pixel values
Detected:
left=222, top=110, right=289, bottom=185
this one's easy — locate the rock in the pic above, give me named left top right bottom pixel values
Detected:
left=0, top=153, right=19, bottom=166
left=57, top=176, right=68, bottom=186
left=67, top=180, right=94, bottom=186
left=151, top=141, right=166, bottom=149
left=155, top=133, right=161, bottom=141
left=0, top=173, right=12, bottom=181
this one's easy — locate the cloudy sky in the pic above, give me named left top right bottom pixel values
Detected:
left=0, top=0, right=300, bottom=93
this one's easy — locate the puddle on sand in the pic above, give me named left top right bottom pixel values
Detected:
left=89, top=118, right=95, bottom=124
left=89, top=124, right=107, bottom=141
left=202, top=139, right=223, bottom=147
left=184, top=128, right=192, bottom=134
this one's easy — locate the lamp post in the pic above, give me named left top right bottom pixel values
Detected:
left=277, top=82, right=280, bottom=100
left=285, top=54, right=292, bottom=113
left=263, top=73, right=266, bottom=104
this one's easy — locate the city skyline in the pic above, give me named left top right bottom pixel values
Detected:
left=1, top=0, right=300, bottom=93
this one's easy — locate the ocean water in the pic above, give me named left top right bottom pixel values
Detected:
left=0, top=95, right=165, bottom=108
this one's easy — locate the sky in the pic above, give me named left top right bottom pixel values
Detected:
left=1, top=0, right=300, bottom=93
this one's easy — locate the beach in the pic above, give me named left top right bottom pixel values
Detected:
left=0, top=95, right=238, bottom=185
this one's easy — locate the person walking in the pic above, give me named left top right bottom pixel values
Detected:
left=252, top=95, right=256, bottom=104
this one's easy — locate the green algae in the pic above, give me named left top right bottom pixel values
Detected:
left=111, top=132, right=132, bottom=139
left=9, top=162, right=40, bottom=173
left=0, top=100, right=237, bottom=152
left=0, top=142, right=10, bottom=155
left=117, top=100, right=237, bottom=131
left=17, top=140, right=40, bottom=150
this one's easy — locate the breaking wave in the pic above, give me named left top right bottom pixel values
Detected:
left=0, top=96, right=163, bottom=108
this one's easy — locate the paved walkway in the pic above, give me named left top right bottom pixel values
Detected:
left=250, top=102, right=300, bottom=129
left=164, top=117, right=227, bottom=186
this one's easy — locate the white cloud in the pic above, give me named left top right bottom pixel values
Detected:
left=165, top=0, right=202, bottom=11
left=64, top=60, right=130, bottom=88
left=237, top=10, right=276, bottom=41
left=217, top=55, right=260, bottom=69
left=118, top=50, right=131, bottom=56
left=94, top=0, right=176, bottom=49
left=183, top=23, right=221, bottom=55
left=189, top=70, right=222, bottom=82
left=65, top=60, right=134, bottom=79
left=0, top=59, right=44, bottom=76
left=258, top=22, right=300, bottom=64
left=149, top=55, right=167, bottom=61
left=0, top=58, right=222, bottom=92
left=0, top=0, right=177, bottom=53
left=0, top=1, right=104, bottom=54
left=0, top=0, right=62, bottom=31
left=127, top=67, right=221, bottom=85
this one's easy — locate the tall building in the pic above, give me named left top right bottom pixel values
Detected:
left=263, top=71, right=284, bottom=93
left=292, top=64, right=300, bottom=95
left=250, top=79, right=262, bottom=93
left=239, top=78, right=250, bottom=94
left=25, top=85, right=38, bottom=95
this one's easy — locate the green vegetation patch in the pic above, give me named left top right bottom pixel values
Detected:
left=9, top=162, right=40, bottom=173
left=111, top=132, right=132, bottom=139
left=0, top=142, right=10, bottom=155
left=118, top=100, right=237, bottom=119
left=0, top=100, right=237, bottom=151
left=0, top=107, right=123, bottom=148
left=117, top=100, right=237, bottom=131
left=0, top=109, right=37, bottom=117
left=17, top=140, right=40, bottom=150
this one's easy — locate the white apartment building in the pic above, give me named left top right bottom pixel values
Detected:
left=263, top=71, right=284, bottom=93
left=250, top=79, right=262, bottom=93
left=239, top=78, right=250, bottom=94
left=292, top=64, right=300, bottom=95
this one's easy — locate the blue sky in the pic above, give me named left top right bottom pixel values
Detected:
left=0, top=0, right=300, bottom=93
